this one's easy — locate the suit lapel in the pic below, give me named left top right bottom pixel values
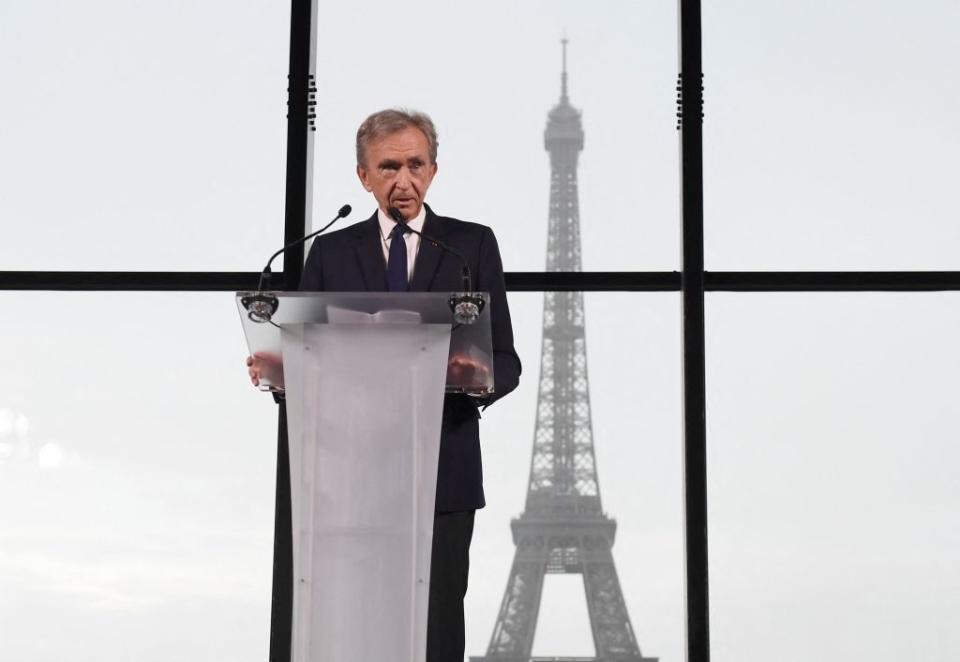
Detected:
left=409, top=206, right=445, bottom=292
left=353, top=213, right=387, bottom=291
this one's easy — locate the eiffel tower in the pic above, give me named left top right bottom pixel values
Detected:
left=471, top=41, right=657, bottom=662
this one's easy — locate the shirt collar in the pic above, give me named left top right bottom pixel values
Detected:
left=377, top=205, right=426, bottom=239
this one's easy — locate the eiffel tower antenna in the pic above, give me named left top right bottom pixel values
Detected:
left=561, top=34, right=569, bottom=102
left=471, top=39, right=657, bottom=662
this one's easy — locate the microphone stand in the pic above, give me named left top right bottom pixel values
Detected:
left=243, top=204, right=352, bottom=323
left=387, top=207, right=485, bottom=325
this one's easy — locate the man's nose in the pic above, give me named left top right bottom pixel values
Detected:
left=395, top=166, right=412, bottom=188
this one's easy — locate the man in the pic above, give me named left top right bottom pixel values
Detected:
left=249, top=108, right=521, bottom=661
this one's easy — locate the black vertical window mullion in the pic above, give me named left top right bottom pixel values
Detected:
left=680, top=0, right=710, bottom=661
left=269, top=0, right=316, bottom=660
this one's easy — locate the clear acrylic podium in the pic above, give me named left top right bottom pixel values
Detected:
left=236, top=292, right=494, bottom=662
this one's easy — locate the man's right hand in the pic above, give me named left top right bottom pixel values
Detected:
left=446, top=353, right=491, bottom=390
left=246, top=352, right=285, bottom=390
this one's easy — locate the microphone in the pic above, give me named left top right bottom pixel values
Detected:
left=387, top=206, right=485, bottom=325
left=243, top=204, right=352, bottom=323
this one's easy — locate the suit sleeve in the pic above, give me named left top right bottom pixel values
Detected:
left=299, top=239, right=325, bottom=291
left=476, top=226, right=521, bottom=406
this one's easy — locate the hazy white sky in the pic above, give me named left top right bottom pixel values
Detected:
left=1, top=1, right=958, bottom=661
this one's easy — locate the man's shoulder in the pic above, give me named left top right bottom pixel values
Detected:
left=428, top=209, right=493, bottom=242
left=312, top=215, right=373, bottom=248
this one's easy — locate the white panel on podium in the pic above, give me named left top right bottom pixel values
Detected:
left=282, top=321, right=449, bottom=662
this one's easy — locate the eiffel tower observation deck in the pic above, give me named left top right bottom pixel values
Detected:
left=472, top=41, right=657, bottom=662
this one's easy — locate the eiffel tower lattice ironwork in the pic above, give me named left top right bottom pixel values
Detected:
left=471, top=41, right=657, bottom=662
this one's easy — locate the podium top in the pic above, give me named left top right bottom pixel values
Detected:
left=238, top=291, right=485, bottom=324
left=236, top=291, right=494, bottom=394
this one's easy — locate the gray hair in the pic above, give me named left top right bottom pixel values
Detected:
left=356, top=108, right=439, bottom=167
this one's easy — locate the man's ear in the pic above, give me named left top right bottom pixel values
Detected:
left=356, top=164, right=373, bottom=192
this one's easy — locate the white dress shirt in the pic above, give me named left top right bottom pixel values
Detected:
left=377, top=205, right=425, bottom=282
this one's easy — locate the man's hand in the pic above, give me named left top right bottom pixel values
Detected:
left=446, top=353, right=491, bottom=389
left=246, top=351, right=285, bottom=390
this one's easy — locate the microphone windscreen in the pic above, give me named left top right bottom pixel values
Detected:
left=338, top=204, right=352, bottom=218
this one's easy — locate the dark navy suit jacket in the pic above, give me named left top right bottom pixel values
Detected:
left=299, top=204, right=521, bottom=512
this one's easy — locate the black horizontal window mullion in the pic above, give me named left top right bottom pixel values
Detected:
left=0, top=272, right=268, bottom=291
left=506, top=272, right=682, bottom=291
left=3, top=271, right=960, bottom=292
left=706, top=271, right=960, bottom=291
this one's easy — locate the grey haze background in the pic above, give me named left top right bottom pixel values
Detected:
left=1, top=1, right=957, bottom=661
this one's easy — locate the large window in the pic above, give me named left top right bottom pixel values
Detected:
left=0, top=293, right=277, bottom=661
left=703, top=0, right=960, bottom=270
left=466, top=293, right=683, bottom=661
left=707, top=293, right=960, bottom=661
left=0, top=2, right=290, bottom=271
left=309, top=0, right=680, bottom=272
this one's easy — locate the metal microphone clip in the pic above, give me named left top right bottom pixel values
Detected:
left=242, top=292, right=279, bottom=323
left=449, top=293, right=485, bottom=325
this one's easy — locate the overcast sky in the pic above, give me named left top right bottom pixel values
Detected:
left=1, top=1, right=958, bottom=661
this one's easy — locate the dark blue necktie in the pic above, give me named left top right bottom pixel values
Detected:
left=386, top=224, right=409, bottom=291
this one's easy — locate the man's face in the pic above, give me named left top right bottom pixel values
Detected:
left=357, top=126, right=438, bottom=219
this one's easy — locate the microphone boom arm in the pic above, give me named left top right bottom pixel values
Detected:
left=257, top=204, right=352, bottom=291
left=387, top=206, right=483, bottom=324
